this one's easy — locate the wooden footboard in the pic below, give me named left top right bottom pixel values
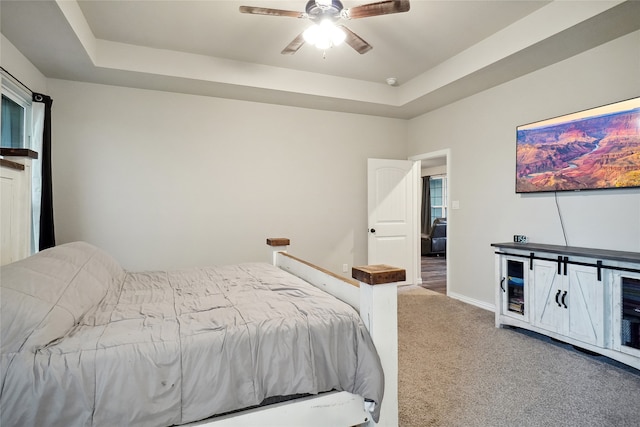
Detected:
left=188, top=239, right=402, bottom=427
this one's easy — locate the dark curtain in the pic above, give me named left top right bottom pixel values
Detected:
left=421, top=176, right=431, bottom=235
left=33, top=93, right=55, bottom=250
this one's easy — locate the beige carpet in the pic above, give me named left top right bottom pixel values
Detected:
left=397, top=289, right=640, bottom=426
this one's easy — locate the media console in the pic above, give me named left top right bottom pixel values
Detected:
left=492, top=242, right=640, bottom=370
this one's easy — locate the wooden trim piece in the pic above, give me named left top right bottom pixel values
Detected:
left=352, top=265, right=406, bottom=285
left=280, top=252, right=360, bottom=287
left=0, top=158, right=25, bottom=171
left=0, top=148, right=38, bottom=159
left=266, top=237, right=290, bottom=247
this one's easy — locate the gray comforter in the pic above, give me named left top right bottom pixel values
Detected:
left=0, top=242, right=383, bottom=426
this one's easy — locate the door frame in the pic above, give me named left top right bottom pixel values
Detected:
left=409, top=149, right=451, bottom=293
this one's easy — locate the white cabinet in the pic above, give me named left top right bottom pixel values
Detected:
left=493, top=242, right=640, bottom=371
left=531, top=258, right=603, bottom=347
left=1, top=152, right=35, bottom=265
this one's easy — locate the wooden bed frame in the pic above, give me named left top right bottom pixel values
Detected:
left=189, top=238, right=403, bottom=427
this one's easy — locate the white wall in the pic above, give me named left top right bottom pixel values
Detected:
left=408, top=30, right=640, bottom=307
left=48, top=79, right=407, bottom=272
left=1, top=35, right=48, bottom=94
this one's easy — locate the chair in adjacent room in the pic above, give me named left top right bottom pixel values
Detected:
left=421, top=218, right=446, bottom=256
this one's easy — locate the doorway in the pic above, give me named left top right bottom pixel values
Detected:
left=410, top=150, right=450, bottom=295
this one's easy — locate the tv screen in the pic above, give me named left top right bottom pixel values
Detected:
left=516, top=97, right=640, bottom=193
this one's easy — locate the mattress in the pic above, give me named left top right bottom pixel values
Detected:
left=0, top=242, right=383, bottom=426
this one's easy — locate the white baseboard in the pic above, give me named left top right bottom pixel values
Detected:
left=447, top=291, right=495, bottom=312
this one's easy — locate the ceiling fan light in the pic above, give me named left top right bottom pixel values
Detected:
left=318, top=19, right=335, bottom=47
left=303, top=19, right=345, bottom=51
left=331, top=26, right=346, bottom=46
left=303, top=24, right=320, bottom=44
left=316, top=36, right=332, bottom=50
left=319, top=19, right=334, bottom=31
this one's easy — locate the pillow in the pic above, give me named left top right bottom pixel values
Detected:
left=0, top=242, right=125, bottom=354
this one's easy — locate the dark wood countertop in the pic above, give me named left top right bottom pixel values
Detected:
left=491, top=242, right=640, bottom=264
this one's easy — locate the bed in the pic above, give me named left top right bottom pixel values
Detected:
left=0, top=238, right=402, bottom=426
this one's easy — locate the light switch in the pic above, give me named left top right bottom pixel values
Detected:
left=451, top=200, right=460, bottom=209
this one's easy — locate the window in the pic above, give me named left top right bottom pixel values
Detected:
left=1, top=78, right=32, bottom=149
left=429, top=175, right=447, bottom=220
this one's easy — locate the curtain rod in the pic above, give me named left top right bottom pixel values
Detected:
left=1, top=66, right=34, bottom=95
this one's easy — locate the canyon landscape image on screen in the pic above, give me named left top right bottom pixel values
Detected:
left=516, top=97, right=640, bottom=193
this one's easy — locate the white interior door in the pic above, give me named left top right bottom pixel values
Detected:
left=367, top=158, right=419, bottom=285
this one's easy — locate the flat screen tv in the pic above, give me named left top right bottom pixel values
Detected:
left=516, top=96, right=640, bottom=193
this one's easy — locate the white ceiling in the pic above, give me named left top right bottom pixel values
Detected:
left=76, top=0, right=547, bottom=84
left=2, top=1, right=640, bottom=119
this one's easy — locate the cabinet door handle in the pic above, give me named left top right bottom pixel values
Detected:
left=500, top=277, right=505, bottom=292
left=561, top=291, right=567, bottom=308
left=555, top=289, right=562, bottom=307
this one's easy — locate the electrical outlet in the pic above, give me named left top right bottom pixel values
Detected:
left=342, top=264, right=349, bottom=273
left=513, top=235, right=528, bottom=244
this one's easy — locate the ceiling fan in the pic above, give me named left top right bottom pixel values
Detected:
left=239, top=0, right=410, bottom=55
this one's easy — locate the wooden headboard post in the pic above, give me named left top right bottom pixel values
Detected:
left=266, top=238, right=290, bottom=265
left=352, top=264, right=405, bottom=427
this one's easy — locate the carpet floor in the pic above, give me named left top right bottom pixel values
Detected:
left=397, top=287, right=640, bottom=426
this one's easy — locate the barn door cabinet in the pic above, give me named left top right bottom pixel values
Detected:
left=492, top=242, right=640, bottom=371
left=531, top=258, right=603, bottom=347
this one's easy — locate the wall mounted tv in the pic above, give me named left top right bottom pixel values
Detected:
left=516, top=96, right=640, bottom=193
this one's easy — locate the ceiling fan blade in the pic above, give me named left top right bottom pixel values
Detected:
left=339, top=26, right=372, bottom=54
left=344, top=0, right=410, bottom=19
left=281, top=33, right=306, bottom=55
left=239, top=5, right=305, bottom=18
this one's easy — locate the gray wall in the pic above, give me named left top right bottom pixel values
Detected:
left=47, top=79, right=407, bottom=272
left=4, top=30, right=640, bottom=308
left=408, top=30, right=640, bottom=307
